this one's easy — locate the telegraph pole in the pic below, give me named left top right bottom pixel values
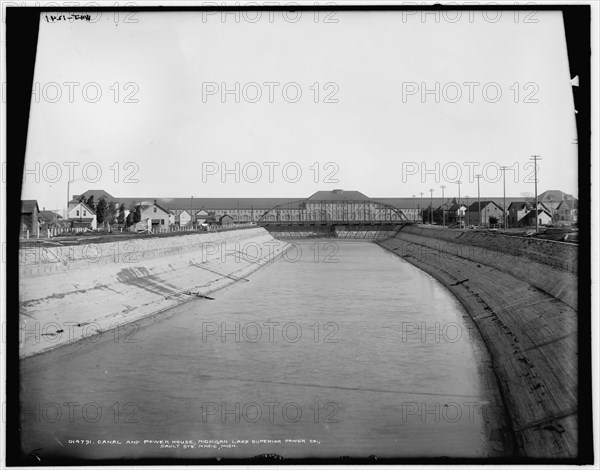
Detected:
left=429, top=189, right=434, bottom=224
left=440, top=185, right=446, bottom=228
left=530, top=155, right=542, bottom=233
left=500, top=166, right=508, bottom=231
left=66, top=179, right=71, bottom=219
left=190, top=196, right=194, bottom=229
left=475, top=174, right=482, bottom=228
left=412, top=195, right=416, bottom=222
left=456, top=180, right=462, bottom=227
left=419, top=192, right=424, bottom=223
left=466, top=195, right=470, bottom=226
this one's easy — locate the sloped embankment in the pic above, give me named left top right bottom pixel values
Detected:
left=377, top=226, right=578, bottom=459
left=19, top=228, right=288, bottom=358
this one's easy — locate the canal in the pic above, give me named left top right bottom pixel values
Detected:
left=20, top=240, right=498, bottom=460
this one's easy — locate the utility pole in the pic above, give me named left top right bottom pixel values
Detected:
left=466, top=195, right=470, bottom=226
left=500, top=166, right=508, bottom=231
left=412, top=195, right=416, bottom=222
left=419, top=192, right=424, bottom=223
left=429, top=189, right=434, bottom=224
left=456, top=180, right=462, bottom=228
left=440, top=185, right=446, bottom=228
left=475, top=174, right=482, bottom=228
left=66, top=179, right=71, bottom=220
left=530, top=155, right=542, bottom=233
left=190, top=195, right=194, bottom=229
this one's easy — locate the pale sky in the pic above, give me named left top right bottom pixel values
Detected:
left=21, top=9, right=579, bottom=211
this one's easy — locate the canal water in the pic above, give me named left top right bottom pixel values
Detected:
left=20, top=240, right=494, bottom=460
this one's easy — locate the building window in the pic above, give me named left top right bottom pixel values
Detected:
left=76, top=210, right=79, bottom=216
left=161, top=219, right=164, bottom=225
left=83, top=211, right=87, bottom=216
left=154, top=207, right=157, bottom=213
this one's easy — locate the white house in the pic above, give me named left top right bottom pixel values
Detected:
left=139, top=200, right=171, bottom=231
left=520, top=209, right=553, bottom=227
left=179, top=209, right=192, bottom=226
left=195, top=209, right=209, bottom=224
left=67, top=202, right=97, bottom=229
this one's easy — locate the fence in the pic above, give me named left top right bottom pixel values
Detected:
left=19, top=223, right=256, bottom=239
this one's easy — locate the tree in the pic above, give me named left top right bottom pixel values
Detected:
left=105, top=201, right=117, bottom=227
left=521, top=192, right=533, bottom=204
left=422, top=207, right=444, bottom=225
left=489, top=216, right=498, bottom=225
left=133, top=205, right=142, bottom=223
left=126, top=212, right=134, bottom=227
left=96, top=198, right=107, bottom=226
left=85, top=195, right=95, bottom=210
left=117, top=204, right=125, bottom=225
left=552, top=211, right=561, bottom=224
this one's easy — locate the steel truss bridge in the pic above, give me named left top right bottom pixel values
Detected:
left=257, top=198, right=411, bottom=228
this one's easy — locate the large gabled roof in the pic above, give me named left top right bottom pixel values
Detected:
left=538, top=190, right=577, bottom=202
left=139, top=201, right=171, bottom=215
left=306, top=190, right=370, bottom=202
left=21, top=200, right=39, bottom=214
left=508, top=201, right=530, bottom=211
left=72, top=189, right=115, bottom=202
left=521, top=209, right=553, bottom=221
left=467, top=200, right=504, bottom=211
left=71, top=201, right=96, bottom=215
left=39, top=210, right=63, bottom=221
left=116, top=197, right=300, bottom=211
left=557, top=198, right=579, bottom=210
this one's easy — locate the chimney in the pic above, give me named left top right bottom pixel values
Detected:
left=154, top=199, right=157, bottom=205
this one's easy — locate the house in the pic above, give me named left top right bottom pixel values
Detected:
left=520, top=209, right=553, bottom=227
left=446, top=199, right=469, bottom=225
left=68, top=201, right=97, bottom=229
left=139, top=200, right=171, bottom=231
left=507, top=201, right=530, bottom=226
left=195, top=209, right=209, bottom=224
left=39, top=210, right=64, bottom=230
left=21, top=200, right=41, bottom=235
left=204, top=213, right=218, bottom=226
left=219, top=214, right=235, bottom=226
left=538, top=190, right=578, bottom=220
left=466, top=200, right=506, bottom=226
left=169, top=209, right=189, bottom=226
left=507, top=201, right=551, bottom=227
left=70, top=188, right=558, bottom=226
left=556, top=198, right=578, bottom=225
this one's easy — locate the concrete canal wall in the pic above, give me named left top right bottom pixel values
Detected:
left=19, top=228, right=288, bottom=358
left=377, top=226, right=578, bottom=458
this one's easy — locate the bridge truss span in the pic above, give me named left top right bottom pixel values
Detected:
left=257, top=198, right=410, bottom=226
